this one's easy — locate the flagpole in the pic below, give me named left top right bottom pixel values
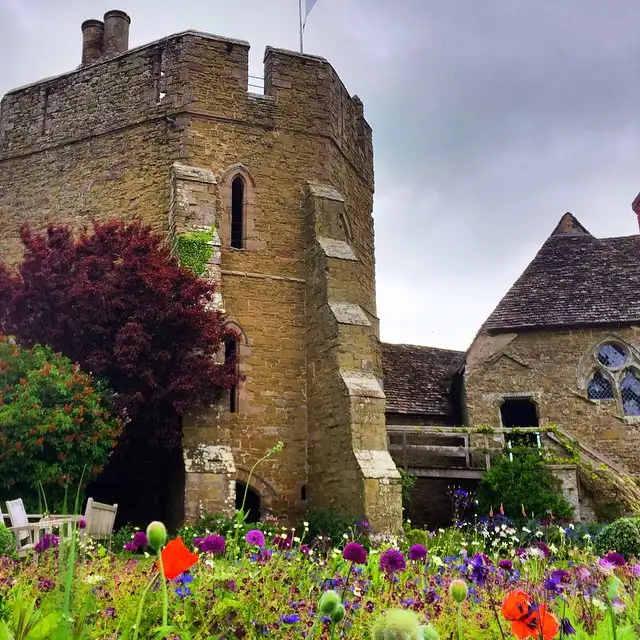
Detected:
left=299, top=0, right=304, bottom=53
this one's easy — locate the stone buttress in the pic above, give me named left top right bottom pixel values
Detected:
left=305, top=183, right=403, bottom=533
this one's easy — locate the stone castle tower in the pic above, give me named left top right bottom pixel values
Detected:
left=0, top=10, right=403, bottom=532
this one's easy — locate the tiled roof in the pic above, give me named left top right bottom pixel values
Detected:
left=484, top=213, right=640, bottom=332
left=381, top=342, right=464, bottom=417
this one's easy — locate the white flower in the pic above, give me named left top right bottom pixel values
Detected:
left=303, top=521, right=309, bottom=527
left=343, top=533, right=349, bottom=540
left=431, top=556, right=444, bottom=567
left=293, top=537, right=300, bottom=543
left=522, top=527, right=531, bottom=533
left=85, top=575, right=104, bottom=584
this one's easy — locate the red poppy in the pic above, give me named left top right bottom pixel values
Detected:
left=501, top=590, right=532, bottom=621
left=502, top=590, right=559, bottom=640
left=160, top=536, right=199, bottom=580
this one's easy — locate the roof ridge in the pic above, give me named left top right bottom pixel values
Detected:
left=382, top=342, right=464, bottom=354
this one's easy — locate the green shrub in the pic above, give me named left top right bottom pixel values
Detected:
left=0, top=336, right=121, bottom=512
left=399, top=470, right=417, bottom=518
left=405, top=528, right=428, bottom=548
left=0, top=523, right=16, bottom=559
left=476, top=450, right=574, bottom=522
left=595, top=517, right=640, bottom=560
left=305, top=508, right=359, bottom=546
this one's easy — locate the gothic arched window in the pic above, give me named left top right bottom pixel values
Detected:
left=230, top=176, right=245, bottom=249
left=621, top=370, right=640, bottom=416
left=586, top=341, right=640, bottom=415
left=587, top=370, right=614, bottom=401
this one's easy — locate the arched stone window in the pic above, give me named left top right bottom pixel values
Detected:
left=587, top=370, right=614, bottom=401
left=584, top=340, right=640, bottom=416
left=220, top=319, right=250, bottom=415
left=218, top=164, right=260, bottom=250
left=224, top=337, right=239, bottom=413
left=230, top=176, right=245, bottom=249
left=621, top=369, right=640, bottom=416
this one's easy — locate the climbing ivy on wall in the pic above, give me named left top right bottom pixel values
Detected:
left=176, top=227, right=216, bottom=276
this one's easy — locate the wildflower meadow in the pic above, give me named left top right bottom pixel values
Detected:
left=3, top=494, right=640, bottom=639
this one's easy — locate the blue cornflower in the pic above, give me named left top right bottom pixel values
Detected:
left=175, top=586, right=191, bottom=598
left=280, top=614, right=301, bottom=624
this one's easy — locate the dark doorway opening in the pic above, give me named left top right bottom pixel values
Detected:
left=236, top=482, right=261, bottom=523
left=500, top=398, right=540, bottom=452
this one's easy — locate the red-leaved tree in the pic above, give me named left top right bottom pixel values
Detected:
left=0, top=220, right=241, bottom=450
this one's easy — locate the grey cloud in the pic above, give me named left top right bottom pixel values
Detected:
left=2, top=0, right=640, bottom=350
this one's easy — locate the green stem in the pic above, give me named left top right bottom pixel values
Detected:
left=457, top=603, right=463, bottom=640
left=132, top=571, right=159, bottom=640
left=609, top=604, right=618, bottom=640
left=158, top=550, right=168, bottom=627
left=341, top=562, right=354, bottom=602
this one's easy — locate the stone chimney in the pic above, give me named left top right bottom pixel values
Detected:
left=80, top=19, right=105, bottom=65
left=633, top=192, right=640, bottom=231
left=102, top=10, right=131, bottom=58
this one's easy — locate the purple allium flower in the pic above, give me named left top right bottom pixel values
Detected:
left=245, top=529, right=265, bottom=548
left=34, top=533, right=59, bottom=553
left=280, top=614, right=301, bottom=624
left=132, top=531, right=148, bottom=548
left=195, top=534, right=226, bottom=554
left=604, top=551, right=626, bottom=567
left=300, top=544, right=312, bottom=556
left=408, top=544, right=427, bottom=561
left=379, top=548, right=406, bottom=574
left=561, top=618, right=576, bottom=635
left=76, top=519, right=87, bottom=530
left=274, top=534, right=292, bottom=550
left=535, top=541, right=551, bottom=558
left=123, top=542, right=137, bottom=552
left=498, top=559, right=513, bottom=570
left=343, top=542, right=367, bottom=565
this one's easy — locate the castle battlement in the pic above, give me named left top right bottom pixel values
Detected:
left=0, top=12, right=372, bottom=183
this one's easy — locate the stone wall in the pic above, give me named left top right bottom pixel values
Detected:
left=465, top=326, right=640, bottom=474
left=0, top=22, right=402, bottom=531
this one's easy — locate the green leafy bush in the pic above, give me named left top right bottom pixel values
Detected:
left=595, top=517, right=640, bottom=560
left=476, top=450, right=574, bottom=522
left=305, top=508, right=360, bottom=546
left=0, top=523, right=16, bottom=559
left=0, top=336, right=122, bottom=511
left=405, top=528, right=428, bottom=548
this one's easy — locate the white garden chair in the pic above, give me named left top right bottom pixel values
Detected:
left=4, top=499, right=58, bottom=558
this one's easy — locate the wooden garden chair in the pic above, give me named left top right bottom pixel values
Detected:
left=82, top=498, right=118, bottom=550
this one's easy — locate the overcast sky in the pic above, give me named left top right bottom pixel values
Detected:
left=2, top=0, right=640, bottom=351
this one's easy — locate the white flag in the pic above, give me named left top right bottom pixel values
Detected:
left=306, top=0, right=318, bottom=19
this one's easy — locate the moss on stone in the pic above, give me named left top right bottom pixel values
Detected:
left=176, top=227, right=215, bottom=276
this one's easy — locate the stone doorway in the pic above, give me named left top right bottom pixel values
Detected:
left=500, top=398, right=541, bottom=453
left=236, top=481, right=261, bottom=523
